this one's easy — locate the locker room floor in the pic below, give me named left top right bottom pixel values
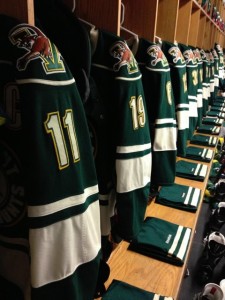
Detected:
left=178, top=201, right=225, bottom=300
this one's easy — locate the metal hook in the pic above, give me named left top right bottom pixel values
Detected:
left=155, top=35, right=162, bottom=45
left=71, top=0, right=94, bottom=30
left=72, top=0, right=76, bottom=13
left=120, top=2, right=138, bottom=40
left=120, top=2, right=125, bottom=26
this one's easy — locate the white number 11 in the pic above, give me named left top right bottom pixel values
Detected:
left=44, top=109, right=80, bottom=170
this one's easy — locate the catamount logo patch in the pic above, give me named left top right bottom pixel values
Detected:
left=200, top=49, right=207, bottom=60
left=192, top=49, right=202, bottom=63
left=183, top=49, right=196, bottom=64
left=110, top=41, right=139, bottom=73
left=147, top=45, right=168, bottom=67
left=9, top=24, right=65, bottom=74
left=168, top=46, right=185, bottom=64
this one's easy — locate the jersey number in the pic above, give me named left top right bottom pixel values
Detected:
left=129, top=95, right=146, bottom=130
left=44, top=109, right=80, bottom=170
left=192, top=70, right=198, bottom=86
left=182, top=73, right=187, bottom=93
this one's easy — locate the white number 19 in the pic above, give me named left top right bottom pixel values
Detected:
left=129, top=95, right=146, bottom=130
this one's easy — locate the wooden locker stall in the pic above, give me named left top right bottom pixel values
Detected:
left=197, top=11, right=207, bottom=48
left=71, top=0, right=121, bottom=35
left=0, top=0, right=34, bottom=24
left=119, top=0, right=158, bottom=42
left=156, top=0, right=179, bottom=43
left=0, top=1, right=224, bottom=53
left=176, top=0, right=192, bottom=45
left=188, top=2, right=201, bottom=47
left=203, top=19, right=213, bottom=49
left=0, top=0, right=225, bottom=299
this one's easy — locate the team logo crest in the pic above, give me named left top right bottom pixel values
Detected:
left=110, top=41, right=138, bottom=74
left=183, top=49, right=196, bottom=64
left=0, top=142, right=26, bottom=228
left=192, top=49, right=202, bottom=63
left=168, top=46, right=185, bottom=64
left=200, top=49, right=207, bottom=60
left=9, top=24, right=65, bottom=73
left=147, top=45, right=168, bottom=67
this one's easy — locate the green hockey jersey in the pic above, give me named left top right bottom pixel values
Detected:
left=162, top=40, right=189, bottom=157
left=179, top=44, right=198, bottom=139
left=196, top=124, right=220, bottom=135
left=135, top=39, right=177, bottom=186
left=205, top=50, right=212, bottom=106
left=210, top=105, right=225, bottom=112
left=156, top=183, right=201, bottom=211
left=206, top=110, right=225, bottom=119
left=189, top=134, right=218, bottom=147
left=89, top=30, right=152, bottom=241
left=102, top=279, right=174, bottom=300
left=0, top=15, right=101, bottom=300
left=215, top=43, right=224, bottom=82
left=212, top=48, right=219, bottom=100
left=176, top=160, right=208, bottom=181
left=200, top=49, right=210, bottom=116
left=192, top=47, right=203, bottom=126
left=213, top=97, right=225, bottom=103
left=202, top=117, right=223, bottom=125
left=185, top=146, right=213, bottom=162
left=129, top=217, right=191, bottom=266
left=207, top=51, right=215, bottom=105
left=190, top=134, right=218, bottom=147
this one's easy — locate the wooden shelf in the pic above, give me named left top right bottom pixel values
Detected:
left=156, top=0, right=179, bottom=43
